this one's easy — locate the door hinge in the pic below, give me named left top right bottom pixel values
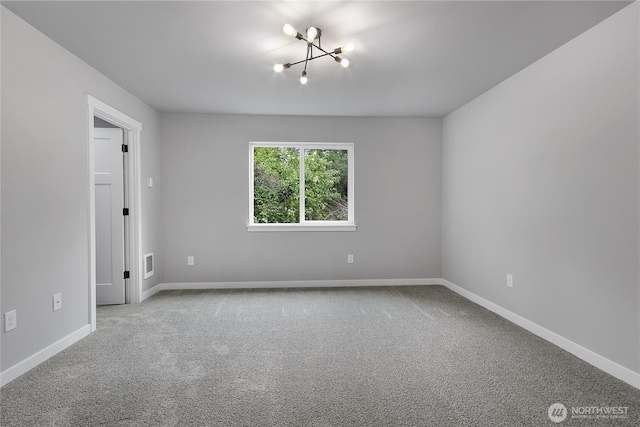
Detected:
left=124, top=271, right=130, bottom=279
left=122, top=144, right=128, bottom=153
left=123, top=208, right=129, bottom=216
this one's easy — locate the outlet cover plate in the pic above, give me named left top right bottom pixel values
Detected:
left=4, top=310, right=17, bottom=332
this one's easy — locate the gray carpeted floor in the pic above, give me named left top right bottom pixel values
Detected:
left=1, top=285, right=639, bottom=426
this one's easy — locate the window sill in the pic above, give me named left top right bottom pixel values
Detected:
left=247, top=224, right=357, bottom=232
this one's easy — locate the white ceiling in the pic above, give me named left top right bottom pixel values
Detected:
left=3, top=1, right=631, bottom=117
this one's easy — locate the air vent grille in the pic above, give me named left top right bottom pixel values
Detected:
left=143, top=253, right=154, bottom=279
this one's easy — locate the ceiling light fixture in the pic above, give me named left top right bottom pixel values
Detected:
left=274, top=24, right=354, bottom=84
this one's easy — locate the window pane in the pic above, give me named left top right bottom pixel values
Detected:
left=304, top=149, right=348, bottom=221
left=253, top=147, right=300, bottom=223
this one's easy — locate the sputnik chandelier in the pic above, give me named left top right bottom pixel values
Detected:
left=273, top=24, right=355, bottom=84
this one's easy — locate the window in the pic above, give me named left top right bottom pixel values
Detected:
left=248, top=142, right=355, bottom=231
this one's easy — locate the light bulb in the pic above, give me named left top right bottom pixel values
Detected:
left=306, top=27, right=318, bottom=42
left=334, top=44, right=355, bottom=55
left=283, top=24, right=297, bottom=36
left=273, top=63, right=290, bottom=73
left=300, top=71, right=308, bottom=85
left=335, top=57, right=350, bottom=68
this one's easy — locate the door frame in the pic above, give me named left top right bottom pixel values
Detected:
left=86, top=95, right=143, bottom=332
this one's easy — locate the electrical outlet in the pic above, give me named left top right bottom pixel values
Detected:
left=53, top=293, right=62, bottom=311
left=507, top=274, right=513, bottom=288
left=347, top=254, right=354, bottom=264
left=187, top=256, right=194, bottom=266
left=4, top=310, right=17, bottom=332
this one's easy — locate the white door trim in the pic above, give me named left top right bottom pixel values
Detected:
left=86, top=95, right=143, bottom=332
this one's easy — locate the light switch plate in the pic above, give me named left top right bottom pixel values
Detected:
left=53, top=293, right=62, bottom=311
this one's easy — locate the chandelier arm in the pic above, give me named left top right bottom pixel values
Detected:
left=308, top=51, right=337, bottom=61
left=288, top=59, right=308, bottom=67
left=311, top=43, right=337, bottom=58
left=303, top=43, right=311, bottom=73
left=284, top=51, right=339, bottom=69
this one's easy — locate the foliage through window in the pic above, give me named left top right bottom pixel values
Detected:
left=249, top=142, right=354, bottom=230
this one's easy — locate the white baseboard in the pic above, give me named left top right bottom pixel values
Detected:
left=160, top=278, right=441, bottom=291
left=140, top=283, right=163, bottom=302
left=0, top=324, right=91, bottom=387
left=442, top=279, right=640, bottom=390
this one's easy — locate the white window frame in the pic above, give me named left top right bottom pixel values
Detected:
left=248, top=142, right=356, bottom=232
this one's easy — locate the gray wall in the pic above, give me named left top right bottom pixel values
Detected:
left=1, top=8, right=163, bottom=371
left=442, top=3, right=639, bottom=372
left=160, top=114, right=441, bottom=283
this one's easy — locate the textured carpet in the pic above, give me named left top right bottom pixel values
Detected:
left=1, top=286, right=639, bottom=426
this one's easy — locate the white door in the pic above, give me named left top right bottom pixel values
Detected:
left=94, top=127, right=126, bottom=305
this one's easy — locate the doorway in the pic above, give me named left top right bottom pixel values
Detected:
left=87, top=95, right=143, bottom=331
left=94, top=125, right=126, bottom=305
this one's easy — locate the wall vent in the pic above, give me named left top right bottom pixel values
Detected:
left=143, top=253, right=154, bottom=279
